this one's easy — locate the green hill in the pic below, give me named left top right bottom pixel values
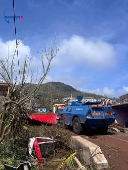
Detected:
left=26, top=82, right=104, bottom=100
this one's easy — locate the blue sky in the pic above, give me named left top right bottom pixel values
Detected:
left=0, top=0, right=128, bottom=98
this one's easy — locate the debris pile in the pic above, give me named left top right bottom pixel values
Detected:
left=28, top=137, right=56, bottom=163
left=4, top=162, right=31, bottom=170
left=109, top=123, right=128, bottom=133
left=28, top=137, right=86, bottom=170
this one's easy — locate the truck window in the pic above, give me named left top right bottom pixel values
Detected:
left=107, top=108, right=112, bottom=113
left=68, top=108, right=71, bottom=112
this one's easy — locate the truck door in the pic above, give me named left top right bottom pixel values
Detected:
left=66, top=107, right=72, bottom=125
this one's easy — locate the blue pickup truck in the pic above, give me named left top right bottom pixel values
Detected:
left=58, top=96, right=115, bottom=134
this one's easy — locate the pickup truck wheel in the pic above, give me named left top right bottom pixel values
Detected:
left=72, top=117, right=83, bottom=135
left=59, top=115, right=65, bottom=128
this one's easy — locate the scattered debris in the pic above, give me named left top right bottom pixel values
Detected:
left=57, top=151, right=86, bottom=170
left=109, top=123, right=128, bottom=133
left=73, top=156, right=86, bottom=170
left=124, top=128, right=128, bottom=133
left=28, top=137, right=56, bottom=163
left=65, top=152, right=77, bottom=169
left=108, top=127, right=120, bottom=133
left=4, top=162, right=31, bottom=170
left=28, top=136, right=86, bottom=170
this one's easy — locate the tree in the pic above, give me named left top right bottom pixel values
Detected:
left=0, top=38, right=58, bottom=142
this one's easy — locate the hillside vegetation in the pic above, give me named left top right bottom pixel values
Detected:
left=25, top=82, right=105, bottom=100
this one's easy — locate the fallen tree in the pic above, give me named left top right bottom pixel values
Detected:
left=0, top=39, right=58, bottom=142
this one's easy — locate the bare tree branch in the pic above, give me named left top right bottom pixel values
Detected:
left=0, top=37, right=58, bottom=142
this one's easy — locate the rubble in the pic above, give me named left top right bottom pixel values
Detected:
left=124, top=128, right=128, bottom=133
left=28, top=137, right=56, bottom=163
left=108, top=127, right=120, bottom=133
left=109, top=123, right=128, bottom=133
left=4, top=162, right=31, bottom=170
left=73, top=156, right=86, bottom=170
left=57, top=151, right=86, bottom=170
left=28, top=136, right=87, bottom=170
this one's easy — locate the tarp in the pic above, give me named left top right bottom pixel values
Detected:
left=29, top=113, right=58, bottom=124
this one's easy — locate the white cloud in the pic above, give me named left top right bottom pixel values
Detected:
left=54, top=35, right=116, bottom=70
left=0, top=39, right=32, bottom=67
left=89, top=86, right=128, bottom=98
left=0, top=39, right=43, bottom=84
left=122, top=86, right=128, bottom=92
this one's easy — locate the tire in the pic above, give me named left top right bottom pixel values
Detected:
left=59, top=115, right=65, bottom=128
left=72, top=117, right=83, bottom=135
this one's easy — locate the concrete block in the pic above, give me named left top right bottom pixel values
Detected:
left=70, top=136, right=108, bottom=170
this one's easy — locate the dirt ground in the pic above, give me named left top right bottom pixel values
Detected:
left=81, top=131, right=128, bottom=170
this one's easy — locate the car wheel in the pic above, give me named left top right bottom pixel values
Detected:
left=72, top=117, right=83, bottom=135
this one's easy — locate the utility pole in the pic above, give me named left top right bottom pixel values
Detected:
left=71, top=92, right=72, bottom=101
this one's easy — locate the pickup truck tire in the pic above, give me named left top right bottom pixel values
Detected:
left=72, top=117, right=83, bottom=135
